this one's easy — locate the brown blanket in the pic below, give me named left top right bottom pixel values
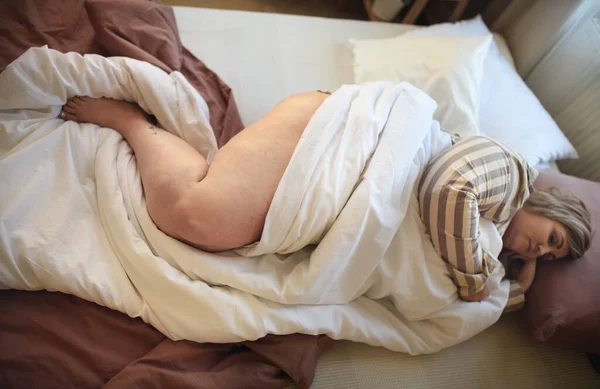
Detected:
left=0, top=1, right=336, bottom=388
left=0, top=290, right=334, bottom=389
left=0, top=0, right=242, bottom=147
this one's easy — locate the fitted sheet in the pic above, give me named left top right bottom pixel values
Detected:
left=174, top=7, right=415, bottom=127
left=172, top=7, right=598, bottom=388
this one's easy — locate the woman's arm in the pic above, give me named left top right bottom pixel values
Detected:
left=498, top=251, right=527, bottom=312
left=516, top=259, right=537, bottom=293
left=418, top=136, right=530, bottom=306
left=420, top=183, right=496, bottom=302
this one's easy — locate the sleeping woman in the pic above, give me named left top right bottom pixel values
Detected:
left=417, top=136, right=592, bottom=311
left=59, top=93, right=592, bottom=311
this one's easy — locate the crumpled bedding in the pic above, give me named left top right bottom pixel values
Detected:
left=0, top=2, right=331, bottom=388
left=1, top=46, right=511, bottom=356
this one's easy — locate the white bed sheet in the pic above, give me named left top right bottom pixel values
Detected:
left=174, top=7, right=416, bottom=127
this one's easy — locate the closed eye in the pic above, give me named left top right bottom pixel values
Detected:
left=548, top=231, right=564, bottom=249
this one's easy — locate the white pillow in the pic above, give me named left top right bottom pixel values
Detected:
left=371, top=16, right=579, bottom=167
left=351, top=34, right=491, bottom=137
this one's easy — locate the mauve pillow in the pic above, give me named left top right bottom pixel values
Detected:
left=522, top=170, right=599, bottom=354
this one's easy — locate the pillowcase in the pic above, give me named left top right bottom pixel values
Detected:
left=402, top=17, right=579, bottom=166
left=523, top=170, right=599, bottom=355
left=351, top=34, right=492, bottom=137
left=352, top=16, right=579, bottom=167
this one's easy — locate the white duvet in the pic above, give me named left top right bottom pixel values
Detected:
left=0, top=47, right=511, bottom=355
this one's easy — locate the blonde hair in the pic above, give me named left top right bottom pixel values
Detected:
left=525, top=187, right=593, bottom=259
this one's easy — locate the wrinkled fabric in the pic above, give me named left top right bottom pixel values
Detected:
left=1, top=48, right=510, bottom=355
left=0, top=0, right=243, bottom=145
left=0, top=290, right=335, bottom=389
left=0, top=0, right=326, bottom=387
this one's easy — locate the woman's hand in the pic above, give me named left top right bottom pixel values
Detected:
left=460, top=283, right=490, bottom=302
left=516, top=259, right=537, bottom=293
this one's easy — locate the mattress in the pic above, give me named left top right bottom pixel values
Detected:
left=308, top=315, right=597, bottom=389
left=173, top=6, right=597, bottom=388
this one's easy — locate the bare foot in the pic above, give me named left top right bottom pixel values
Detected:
left=60, top=96, right=148, bottom=133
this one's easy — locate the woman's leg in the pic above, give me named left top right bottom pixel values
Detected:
left=62, top=91, right=329, bottom=252
left=61, top=97, right=208, bottom=240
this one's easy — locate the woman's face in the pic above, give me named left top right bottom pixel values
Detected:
left=503, top=207, right=570, bottom=261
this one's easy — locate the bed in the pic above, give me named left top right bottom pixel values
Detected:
left=175, top=3, right=598, bottom=388
left=175, top=3, right=600, bottom=388
left=1, top=0, right=599, bottom=388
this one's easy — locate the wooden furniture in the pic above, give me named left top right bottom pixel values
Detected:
left=362, top=0, right=473, bottom=24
